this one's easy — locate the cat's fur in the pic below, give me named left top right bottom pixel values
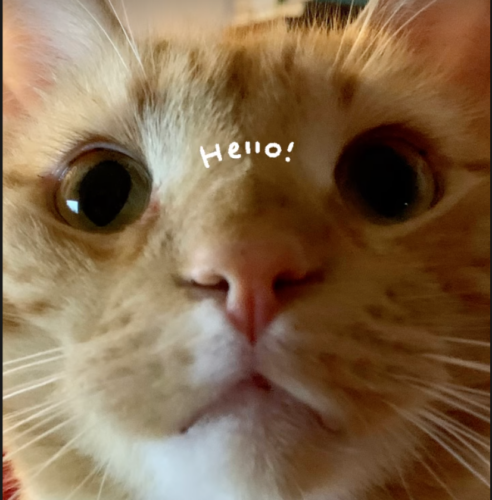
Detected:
left=3, top=1, right=490, bottom=499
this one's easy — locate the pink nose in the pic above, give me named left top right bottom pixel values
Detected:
left=186, top=238, right=314, bottom=344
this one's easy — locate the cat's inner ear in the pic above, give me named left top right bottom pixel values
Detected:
left=363, top=0, right=490, bottom=101
left=3, top=0, right=121, bottom=117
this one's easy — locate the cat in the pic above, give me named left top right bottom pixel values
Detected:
left=3, top=0, right=490, bottom=499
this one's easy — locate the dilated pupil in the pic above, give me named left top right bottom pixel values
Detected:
left=350, top=145, right=418, bottom=219
left=78, top=161, right=132, bottom=227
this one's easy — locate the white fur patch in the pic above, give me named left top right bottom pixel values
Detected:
left=186, top=300, right=250, bottom=388
left=136, top=420, right=244, bottom=500
left=78, top=304, right=349, bottom=500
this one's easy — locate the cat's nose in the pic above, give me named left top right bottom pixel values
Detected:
left=186, top=238, right=315, bottom=344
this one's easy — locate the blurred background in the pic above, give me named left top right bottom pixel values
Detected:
left=118, top=0, right=370, bottom=33
left=234, top=0, right=368, bottom=24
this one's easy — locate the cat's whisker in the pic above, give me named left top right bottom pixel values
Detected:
left=20, top=428, right=87, bottom=485
left=73, top=0, right=129, bottom=72
left=3, top=410, right=66, bottom=448
left=342, top=22, right=371, bottom=67
left=418, top=459, right=459, bottom=500
left=409, top=441, right=457, bottom=500
left=3, top=347, right=63, bottom=367
left=403, top=433, right=460, bottom=500
left=3, top=400, right=55, bottom=421
left=3, top=415, right=77, bottom=463
left=367, top=0, right=406, bottom=36
left=406, top=383, right=490, bottom=423
left=394, top=392, right=490, bottom=450
left=419, top=410, right=490, bottom=467
left=396, top=375, right=490, bottom=408
left=65, top=467, right=99, bottom=500
left=333, top=0, right=359, bottom=65
left=3, top=375, right=61, bottom=401
left=119, top=0, right=143, bottom=65
left=421, top=408, right=490, bottom=452
left=342, top=0, right=396, bottom=66
left=391, top=405, right=490, bottom=488
left=3, top=355, right=63, bottom=376
left=432, top=386, right=490, bottom=413
left=96, top=464, right=109, bottom=500
left=395, top=374, right=490, bottom=398
left=363, top=0, right=440, bottom=70
left=348, top=0, right=407, bottom=72
left=441, top=337, right=490, bottom=348
left=106, top=0, right=146, bottom=77
left=441, top=382, right=490, bottom=398
left=3, top=401, right=66, bottom=436
left=431, top=426, right=490, bottom=473
left=387, top=0, right=439, bottom=41
left=422, top=354, right=490, bottom=373
left=380, top=433, right=416, bottom=500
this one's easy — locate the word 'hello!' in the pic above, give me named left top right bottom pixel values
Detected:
left=200, top=141, right=295, bottom=168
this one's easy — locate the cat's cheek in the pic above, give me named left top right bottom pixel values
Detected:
left=64, top=303, right=247, bottom=439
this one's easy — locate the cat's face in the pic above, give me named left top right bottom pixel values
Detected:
left=3, top=1, right=490, bottom=499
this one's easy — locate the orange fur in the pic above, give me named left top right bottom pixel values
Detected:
left=3, top=1, right=490, bottom=499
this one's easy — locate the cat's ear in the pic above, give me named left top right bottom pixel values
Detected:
left=3, top=0, right=118, bottom=117
left=363, top=0, right=490, bottom=101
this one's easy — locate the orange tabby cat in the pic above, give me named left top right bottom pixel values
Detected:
left=3, top=1, right=490, bottom=499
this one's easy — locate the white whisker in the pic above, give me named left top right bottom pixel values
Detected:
left=435, top=386, right=490, bottom=413
left=106, top=0, right=146, bottom=76
left=3, top=347, right=63, bottom=367
left=361, top=0, right=440, bottom=74
left=391, top=405, right=490, bottom=488
left=394, top=375, right=490, bottom=420
left=23, top=429, right=86, bottom=484
left=442, top=382, right=490, bottom=398
left=65, top=468, right=99, bottom=500
left=420, top=410, right=490, bottom=466
left=410, top=384, right=489, bottom=423
left=395, top=374, right=490, bottom=399
left=343, top=0, right=377, bottom=66
left=3, top=401, right=65, bottom=435
left=398, top=427, right=459, bottom=500
left=97, top=465, right=109, bottom=500
left=334, top=0, right=358, bottom=64
left=3, top=416, right=76, bottom=463
left=441, top=337, right=490, bottom=348
left=3, top=376, right=61, bottom=401
left=73, top=0, right=129, bottom=71
left=350, top=0, right=407, bottom=70
left=419, top=457, right=460, bottom=500
left=423, top=354, right=490, bottom=373
left=3, top=355, right=63, bottom=376
left=423, top=408, right=490, bottom=451
left=406, top=377, right=490, bottom=411
left=5, top=411, right=65, bottom=448
left=3, top=401, right=54, bottom=421
left=387, top=0, right=439, bottom=41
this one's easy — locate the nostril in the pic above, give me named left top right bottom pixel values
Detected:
left=273, top=270, right=307, bottom=290
left=190, top=277, right=230, bottom=292
left=273, top=269, right=324, bottom=291
left=187, top=269, right=230, bottom=291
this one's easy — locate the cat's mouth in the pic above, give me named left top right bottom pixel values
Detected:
left=178, top=374, right=271, bottom=434
left=249, top=373, right=273, bottom=391
left=179, top=373, right=339, bottom=435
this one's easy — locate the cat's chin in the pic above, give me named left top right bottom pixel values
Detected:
left=179, top=374, right=341, bottom=437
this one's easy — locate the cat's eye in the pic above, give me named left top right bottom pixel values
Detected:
left=335, top=132, right=438, bottom=223
left=55, top=146, right=152, bottom=232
